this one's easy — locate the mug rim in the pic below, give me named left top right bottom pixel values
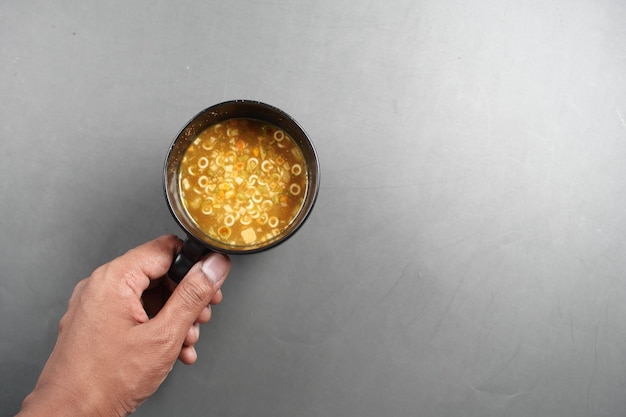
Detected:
left=163, top=99, right=320, bottom=254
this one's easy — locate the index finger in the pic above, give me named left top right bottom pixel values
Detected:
left=104, top=234, right=183, bottom=296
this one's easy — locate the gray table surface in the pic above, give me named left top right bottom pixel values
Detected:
left=2, top=0, right=626, bottom=416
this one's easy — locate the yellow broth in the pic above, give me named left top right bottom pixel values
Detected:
left=178, top=118, right=308, bottom=247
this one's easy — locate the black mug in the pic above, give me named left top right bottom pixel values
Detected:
left=163, top=100, right=320, bottom=283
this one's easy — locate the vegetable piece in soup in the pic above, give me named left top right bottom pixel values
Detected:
left=178, top=118, right=307, bottom=247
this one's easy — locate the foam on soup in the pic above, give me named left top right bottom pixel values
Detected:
left=178, top=118, right=308, bottom=247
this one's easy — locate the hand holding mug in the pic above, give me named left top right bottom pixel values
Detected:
left=17, top=235, right=231, bottom=417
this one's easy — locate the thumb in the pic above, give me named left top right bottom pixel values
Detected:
left=156, top=252, right=230, bottom=337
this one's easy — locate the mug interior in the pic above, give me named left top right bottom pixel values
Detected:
left=164, top=100, right=319, bottom=254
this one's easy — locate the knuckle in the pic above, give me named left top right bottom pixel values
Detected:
left=58, top=312, right=69, bottom=332
left=178, top=278, right=211, bottom=307
left=154, top=324, right=179, bottom=347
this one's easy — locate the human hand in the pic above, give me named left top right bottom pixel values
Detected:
left=17, top=235, right=230, bottom=417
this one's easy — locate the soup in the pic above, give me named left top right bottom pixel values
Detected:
left=178, top=118, right=308, bottom=247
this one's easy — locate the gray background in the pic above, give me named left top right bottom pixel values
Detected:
left=2, top=0, right=626, bottom=416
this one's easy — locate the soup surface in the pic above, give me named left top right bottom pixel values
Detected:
left=178, top=118, right=308, bottom=247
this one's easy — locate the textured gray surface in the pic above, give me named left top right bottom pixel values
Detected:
left=2, top=0, right=626, bottom=416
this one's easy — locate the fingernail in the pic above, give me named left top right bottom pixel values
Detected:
left=201, top=253, right=230, bottom=285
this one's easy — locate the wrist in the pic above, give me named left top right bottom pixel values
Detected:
left=17, top=382, right=120, bottom=417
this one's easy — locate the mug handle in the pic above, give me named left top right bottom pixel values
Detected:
left=167, top=238, right=210, bottom=284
